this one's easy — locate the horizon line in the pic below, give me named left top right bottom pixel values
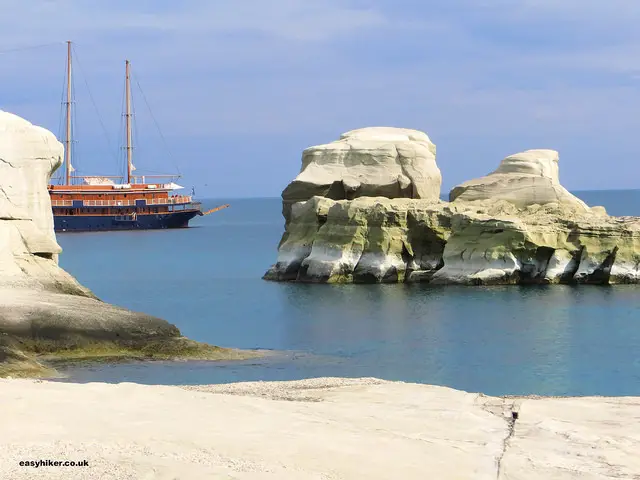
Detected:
left=196, top=187, right=640, bottom=201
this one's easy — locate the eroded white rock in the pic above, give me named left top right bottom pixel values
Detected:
left=0, top=110, right=90, bottom=295
left=264, top=195, right=640, bottom=285
left=0, top=110, right=252, bottom=378
left=544, top=249, right=578, bottom=283
left=266, top=130, right=640, bottom=286
left=281, top=127, right=441, bottom=223
left=0, top=111, right=63, bottom=236
left=450, top=149, right=590, bottom=212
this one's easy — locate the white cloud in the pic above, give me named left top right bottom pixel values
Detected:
left=0, top=0, right=387, bottom=45
left=3, top=0, right=640, bottom=194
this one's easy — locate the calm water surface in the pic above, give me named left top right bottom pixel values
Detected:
left=55, top=190, right=640, bottom=396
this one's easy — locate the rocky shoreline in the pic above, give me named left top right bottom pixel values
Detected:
left=0, top=110, right=258, bottom=377
left=0, top=288, right=261, bottom=380
left=266, top=127, right=640, bottom=285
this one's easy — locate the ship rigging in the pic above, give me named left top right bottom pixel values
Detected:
left=48, top=41, right=228, bottom=232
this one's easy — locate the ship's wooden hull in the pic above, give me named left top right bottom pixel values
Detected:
left=53, top=209, right=201, bottom=232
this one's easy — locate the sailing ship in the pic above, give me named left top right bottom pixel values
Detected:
left=48, top=42, right=227, bottom=232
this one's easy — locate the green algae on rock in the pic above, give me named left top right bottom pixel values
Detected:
left=0, top=291, right=262, bottom=377
left=265, top=196, right=640, bottom=285
left=265, top=129, right=639, bottom=285
left=0, top=110, right=259, bottom=378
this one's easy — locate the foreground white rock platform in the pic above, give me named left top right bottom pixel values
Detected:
left=0, top=378, right=638, bottom=479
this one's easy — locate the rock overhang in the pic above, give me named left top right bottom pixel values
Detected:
left=267, top=127, right=631, bottom=285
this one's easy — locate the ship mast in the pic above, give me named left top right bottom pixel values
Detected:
left=125, top=60, right=133, bottom=184
left=64, top=41, right=72, bottom=185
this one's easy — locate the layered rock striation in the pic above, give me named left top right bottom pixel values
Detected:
left=281, top=127, right=441, bottom=224
left=450, top=149, right=590, bottom=212
left=265, top=129, right=638, bottom=285
left=0, top=110, right=253, bottom=377
left=0, top=111, right=91, bottom=295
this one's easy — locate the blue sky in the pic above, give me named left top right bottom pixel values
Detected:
left=1, top=0, right=640, bottom=197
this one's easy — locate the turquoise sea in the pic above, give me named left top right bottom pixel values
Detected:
left=56, top=191, right=640, bottom=396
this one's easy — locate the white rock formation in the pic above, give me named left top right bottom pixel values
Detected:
left=0, top=110, right=90, bottom=294
left=1, top=377, right=639, bottom=479
left=266, top=136, right=640, bottom=285
left=282, top=127, right=441, bottom=222
left=0, top=111, right=61, bottom=233
left=0, top=110, right=238, bottom=376
left=450, top=149, right=590, bottom=212
left=265, top=196, right=640, bottom=285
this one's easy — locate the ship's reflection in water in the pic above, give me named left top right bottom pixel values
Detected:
left=57, top=278, right=640, bottom=397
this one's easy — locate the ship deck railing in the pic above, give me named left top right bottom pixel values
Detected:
left=148, top=196, right=193, bottom=205
left=51, top=196, right=194, bottom=207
